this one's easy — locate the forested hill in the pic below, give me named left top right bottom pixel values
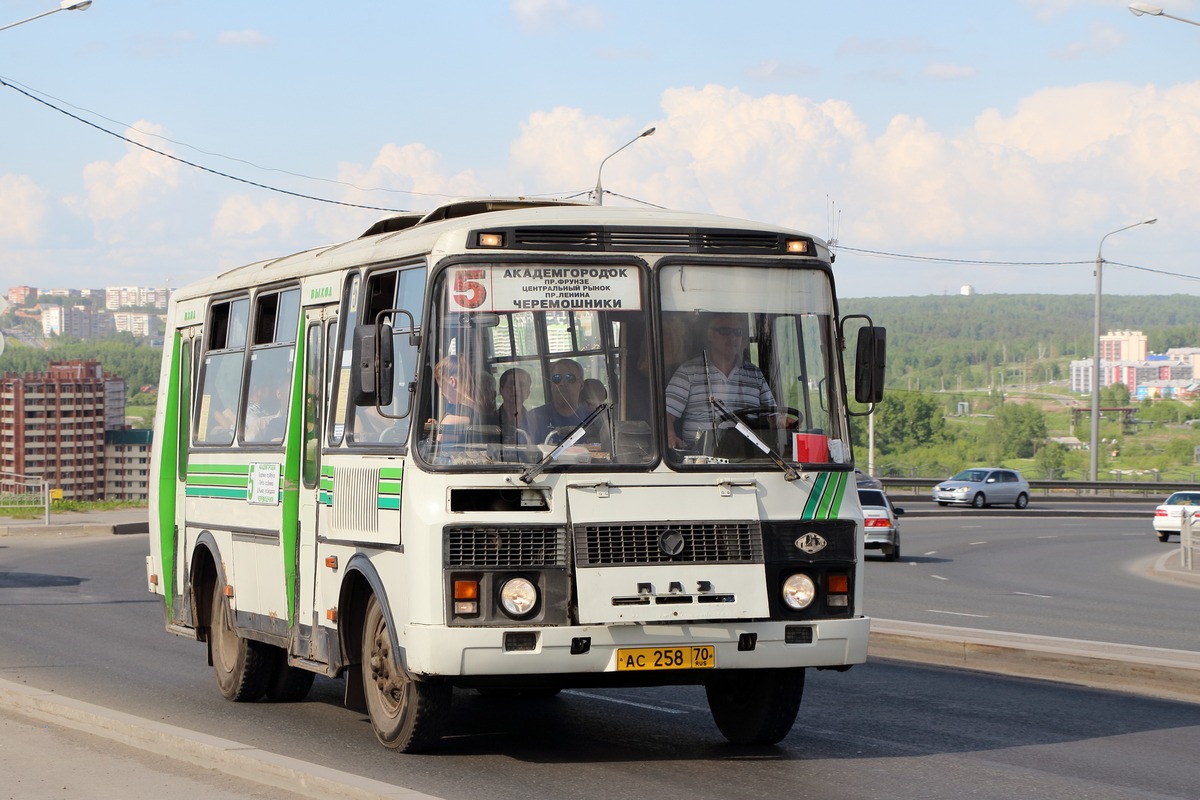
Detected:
left=837, top=294, right=1200, bottom=387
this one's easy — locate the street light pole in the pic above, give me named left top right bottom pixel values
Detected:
left=1128, top=3, right=1200, bottom=26
left=592, top=127, right=655, bottom=205
left=0, top=1, right=92, bottom=34
left=1090, top=218, right=1157, bottom=482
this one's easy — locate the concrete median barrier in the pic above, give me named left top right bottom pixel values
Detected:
left=870, top=618, right=1200, bottom=704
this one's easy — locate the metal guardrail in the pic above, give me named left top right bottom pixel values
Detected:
left=879, top=476, right=1200, bottom=499
left=0, top=472, right=48, bottom=525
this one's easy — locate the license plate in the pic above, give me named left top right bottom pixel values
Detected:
left=616, top=645, right=716, bottom=671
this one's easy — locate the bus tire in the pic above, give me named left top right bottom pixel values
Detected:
left=210, top=585, right=273, bottom=702
left=362, top=594, right=449, bottom=752
left=265, top=647, right=316, bottom=702
left=706, top=668, right=804, bottom=746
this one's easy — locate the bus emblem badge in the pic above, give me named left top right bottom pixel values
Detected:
left=658, top=529, right=686, bottom=557
left=795, top=532, right=827, bottom=554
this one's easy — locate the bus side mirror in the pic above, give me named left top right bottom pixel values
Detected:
left=350, top=323, right=394, bottom=407
left=854, top=326, right=886, bottom=404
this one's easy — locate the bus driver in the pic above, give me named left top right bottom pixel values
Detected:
left=665, top=312, right=778, bottom=450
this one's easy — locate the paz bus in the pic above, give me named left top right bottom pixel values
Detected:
left=147, top=197, right=886, bottom=753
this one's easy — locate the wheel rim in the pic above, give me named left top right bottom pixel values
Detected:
left=368, top=616, right=408, bottom=719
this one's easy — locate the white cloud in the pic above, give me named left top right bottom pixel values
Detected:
left=217, top=30, right=273, bottom=48
left=72, top=123, right=182, bottom=235
left=924, top=62, right=977, bottom=80
left=212, top=196, right=303, bottom=239
left=499, top=79, right=1199, bottom=296
left=0, top=175, right=48, bottom=244
left=510, top=0, right=605, bottom=32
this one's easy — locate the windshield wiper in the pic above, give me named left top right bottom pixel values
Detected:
left=519, top=402, right=610, bottom=484
left=709, top=397, right=799, bottom=481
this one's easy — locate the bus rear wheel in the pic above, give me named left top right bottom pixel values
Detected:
left=266, top=646, right=316, bottom=702
left=362, top=594, right=450, bottom=752
left=706, top=668, right=804, bottom=746
left=209, top=584, right=273, bottom=702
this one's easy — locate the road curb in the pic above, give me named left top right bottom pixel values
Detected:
left=869, top=618, right=1200, bottom=704
left=0, top=678, right=440, bottom=800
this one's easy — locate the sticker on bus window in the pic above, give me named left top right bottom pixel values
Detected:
left=446, top=265, right=641, bottom=313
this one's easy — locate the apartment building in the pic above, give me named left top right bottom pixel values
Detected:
left=0, top=360, right=126, bottom=501
left=104, top=428, right=152, bottom=501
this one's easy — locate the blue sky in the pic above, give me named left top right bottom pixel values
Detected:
left=1, top=0, right=1197, bottom=298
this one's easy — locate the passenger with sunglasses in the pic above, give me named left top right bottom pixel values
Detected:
left=665, top=312, right=777, bottom=450
left=527, top=358, right=592, bottom=444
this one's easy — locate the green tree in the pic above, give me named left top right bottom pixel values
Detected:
left=1100, top=383, right=1131, bottom=406
left=1035, top=440, right=1067, bottom=479
left=873, top=391, right=946, bottom=455
left=988, top=403, right=1047, bottom=459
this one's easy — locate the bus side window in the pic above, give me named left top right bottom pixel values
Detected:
left=303, top=322, right=323, bottom=487
left=242, top=288, right=300, bottom=444
left=195, top=297, right=249, bottom=445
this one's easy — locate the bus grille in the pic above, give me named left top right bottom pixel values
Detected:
left=573, top=521, right=763, bottom=567
left=444, top=525, right=568, bottom=568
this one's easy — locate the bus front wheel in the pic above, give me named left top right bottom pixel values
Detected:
left=706, top=668, right=804, bottom=746
left=362, top=594, right=450, bottom=753
left=209, top=584, right=273, bottom=702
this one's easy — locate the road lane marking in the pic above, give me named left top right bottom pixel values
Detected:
left=930, top=575, right=949, bottom=581
left=1012, top=591, right=1054, bottom=598
left=926, top=610, right=989, bottom=618
left=969, top=541, right=988, bottom=546
left=1036, top=535, right=1058, bottom=539
left=923, top=551, right=937, bottom=556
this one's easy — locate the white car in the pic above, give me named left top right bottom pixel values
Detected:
left=858, top=488, right=903, bottom=561
left=1153, top=491, right=1200, bottom=542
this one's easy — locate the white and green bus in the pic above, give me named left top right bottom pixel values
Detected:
left=147, top=197, right=885, bottom=752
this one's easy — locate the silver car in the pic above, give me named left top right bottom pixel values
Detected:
left=932, top=467, right=1030, bottom=509
left=858, top=488, right=903, bottom=561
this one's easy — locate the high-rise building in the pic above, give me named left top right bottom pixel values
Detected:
left=0, top=360, right=125, bottom=501
left=104, top=428, right=152, bottom=501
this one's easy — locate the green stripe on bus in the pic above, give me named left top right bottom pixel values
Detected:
left=186, top=474, right=249, bottom=488
left=379, top=467, right=403, bottom=479
left=185, top=486, right=249, bottom=499
left=378, top=480, right=402, bottom=495
left=188, top=463, right=250, bottom=476
left=156, top=332, right=182, bottom=619
left=379, top=497, right=400, bottom=510
left=802, top=472, right=848, bottom=520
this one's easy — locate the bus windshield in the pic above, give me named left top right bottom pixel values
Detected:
left=417, top=262, right=655, bottom=468
left=659, top=262, right=850, bottom=468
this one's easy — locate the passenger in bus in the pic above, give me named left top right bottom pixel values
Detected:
left=664, top=312, right=778, bottom=450
left=476, top=371, right=499, bottom=427
left=244, top=381, right=282, bottom=441
left=497, top=367, right=533, bottom=443
left=432, top=354, right=478, bottom=426
left=527, top=358, right=590, bottom=443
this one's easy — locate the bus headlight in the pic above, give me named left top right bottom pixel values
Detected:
left=782, top=573, right=816, bottom=610
left=499, top=577, right=538, bottom=617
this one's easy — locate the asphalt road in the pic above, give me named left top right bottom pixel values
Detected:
left=2, top=528, right=1199, bottom=799
left=863, top=515, right=1197, bottom=651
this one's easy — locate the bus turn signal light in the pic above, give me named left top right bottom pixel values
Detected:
left=454, top=579, right=480, bottom=616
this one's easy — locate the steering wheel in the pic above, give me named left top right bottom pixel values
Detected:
left=378, top=425, right=406, bottom=443
left=733, top=406, right=803, bottom=428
